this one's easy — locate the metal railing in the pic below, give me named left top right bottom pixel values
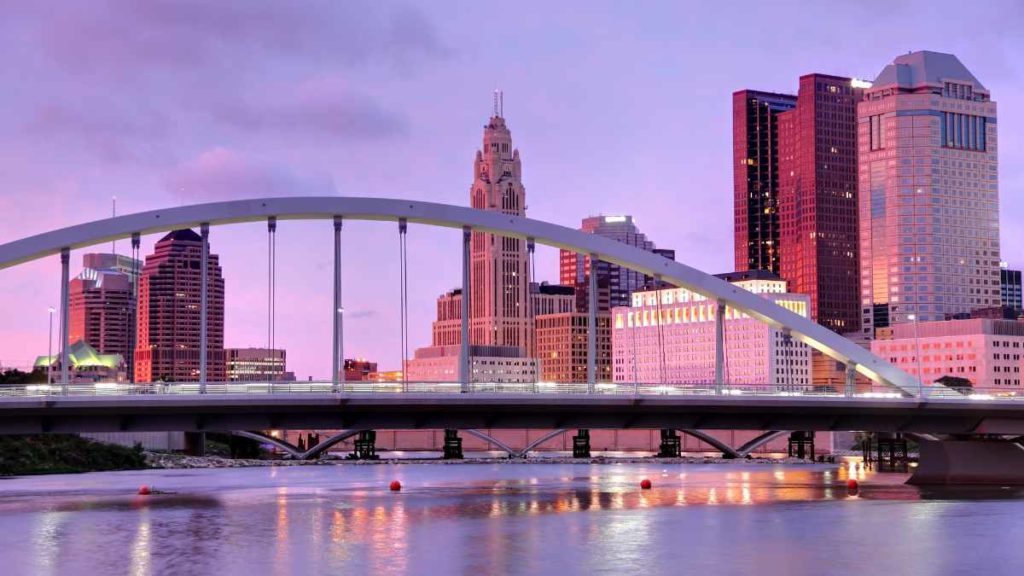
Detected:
left=0, top=380, right=1021, bottom=402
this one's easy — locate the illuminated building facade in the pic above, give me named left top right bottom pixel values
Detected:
left=226, top=347, right=287, bottom=382
left=871, top=318, right=1024, bottom=388
left=612, top=271, right=811, bottom=388
left=343, top=359, right=378, bottom=382
left=733, top=90, right=797, bottom=274
left=535, top=312, right=611, bottom=383
left=859, top=51, right=1000, bottom=334
left=405, top=345, right=538, bottom=384
left=560, top=215, right=672, bottom=312
left=35, top=340, right=125, bottom=383
left=69, top=257, right=137, bottom=363
left=135, top=229, right=226, bottom=383
left=469, top=101, right=532, bottom=354
left=778, top=74, right=863, bottom=334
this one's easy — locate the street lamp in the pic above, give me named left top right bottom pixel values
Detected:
left=47, top=306, right=55, bottom=388
left=908, top=313, right=923, bottom=398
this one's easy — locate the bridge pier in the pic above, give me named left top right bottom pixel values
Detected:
left=787, top=431, right=815, bottom=460
left=572, top=429, right=591, bottom=458
left=347, top=430, right=379, bottom=460
left=443, top=429, right=463, bottom=459
left=657, top=429, right=681, bottom=457
left=909, top=438, right=1024, bottom=486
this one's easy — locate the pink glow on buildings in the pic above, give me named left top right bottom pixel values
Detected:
left=871, top=318, right=1024, bottom=389
left=612, top=271, right=811, bottom=388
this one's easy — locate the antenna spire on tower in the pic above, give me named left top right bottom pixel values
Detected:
left=493, top=89, right=504, bottom=118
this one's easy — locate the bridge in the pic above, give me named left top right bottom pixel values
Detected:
left=1, top=196, right=1023, bottom=484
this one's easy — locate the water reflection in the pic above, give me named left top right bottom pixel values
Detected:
left=3, top=463, right=1024, bottom=575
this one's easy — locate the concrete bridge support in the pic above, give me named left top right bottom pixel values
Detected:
left=909, top=438, right=1024, bottom=486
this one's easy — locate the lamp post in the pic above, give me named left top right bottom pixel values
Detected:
left=908, top=313, right=923, bottom=398
left=47, top=306, right=55, bottom=387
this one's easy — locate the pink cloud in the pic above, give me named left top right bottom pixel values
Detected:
left=163, top=148, right=336, bottom=201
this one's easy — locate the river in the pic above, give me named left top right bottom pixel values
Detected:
left=1, top=461, right=1023, bottom=575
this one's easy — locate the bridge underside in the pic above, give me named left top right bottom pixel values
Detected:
left=2, top=395, right=1023, bottom=436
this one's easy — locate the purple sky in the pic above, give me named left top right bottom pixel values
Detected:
left=1, top=1, right=1022, bottom=378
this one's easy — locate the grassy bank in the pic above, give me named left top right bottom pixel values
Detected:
left=0, top=434, right=149, bottom=476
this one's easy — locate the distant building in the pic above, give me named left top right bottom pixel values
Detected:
left=406, top=345, right=538, bottom=384
left=368, top=370, right=404, bottom=383
left=69, top=260, right=136, bottom=365
left=135, top=229, right=226, bottom=383
left=859, top=51, right=1000, bottom=333
left=733, top=89, right=798, bottom=274
left=226, top=348, right=287, bottom=382
left=871, top=318, right=1024, bottom=388
left=531, top=282, right=575, bottom=316
left=344, top=359, right=377, bottom=382
left=612, top=270, right=811, bottom=389
left=535, top=312, right=611, bottom=383
left=560, top=215, right=673, bottom=312
left=1001, top=265, right=1022, bottom=313
left=35, top=340, right=125, bottom=383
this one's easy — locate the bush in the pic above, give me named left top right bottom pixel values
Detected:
left=0, top=434, right=149, bottom=475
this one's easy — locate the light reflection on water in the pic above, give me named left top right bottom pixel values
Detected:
left=1, top=462, right=1024, bottom=575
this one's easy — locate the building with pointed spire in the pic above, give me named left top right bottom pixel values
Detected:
left=469, top=94, right=532, bottom=354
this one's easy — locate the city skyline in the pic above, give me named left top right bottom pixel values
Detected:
left=1, top=1, right=1023, bottom=379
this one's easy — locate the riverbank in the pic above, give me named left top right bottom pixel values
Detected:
left=0, top=435, right=148, bottom=475
left=145, top=452, right=821, bottom=469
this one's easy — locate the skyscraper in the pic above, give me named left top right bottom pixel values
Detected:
left=69, top=256, right=138, bottom=363
left=858, top=51, right=999, bottom=334
left=1000, top=265, right=1022, bottom=313
left=135, top=229, right=226, bottom=382
left=469, top=99, right=531, bottom=354
left=778, top=74, right=863, bottom=334
left=560, top=215, right=673, bottom=312
left=733, top=90, right=798, bottom=274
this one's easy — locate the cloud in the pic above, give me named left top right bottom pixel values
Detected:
left=210, top=75, right=407, bottom=139
left=163, top=148, right=335, bottom=201
left=345, top=309, right=378, bottom=320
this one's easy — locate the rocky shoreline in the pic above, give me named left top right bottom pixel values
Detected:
left=145, top=452, right=823, bottom=469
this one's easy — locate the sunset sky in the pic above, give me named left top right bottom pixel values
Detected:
left=1, top=0, right=1022, bottom=378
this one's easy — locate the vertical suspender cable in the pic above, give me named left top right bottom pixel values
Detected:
left=131, top=233, right=140, bottom=384
left=398, top=219, right=408, bottom=391
left=527, top=238, right=536, bottom=386
left=655, top=276, right=666, bottom=385
left=268, top=216, right=277, bottom=382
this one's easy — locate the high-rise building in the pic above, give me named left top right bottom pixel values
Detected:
left=858, top=51, right=1000, bottom=334
left=777, top=74, right=863, bottom=334
left=1001, top=264, right=1022, bottom=313
left=733, top=90, right=798, bottom=274
left=535, top=312, right=611, bottom=383
left=69, top=259, right=137, bottom=363
left=531, top=282, right=575, bottom=316
left=135, top=229, right=226, bottom=382
left=559, top=215, right=673, bottom=312
left=469, top=102, right=531, bottom=354
left=82, top=253, right=142, bottom=282
left=226, top=348, right=287, bottom=382
left=611, top=270, right=811, bottom=389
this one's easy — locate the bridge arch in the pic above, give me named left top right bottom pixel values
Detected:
left=0, top=196, right=917, bottom=394
left=233, top=429, right=363, bottom=460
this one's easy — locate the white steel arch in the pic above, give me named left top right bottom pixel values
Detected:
left=0, top=196, right=917, bottom=393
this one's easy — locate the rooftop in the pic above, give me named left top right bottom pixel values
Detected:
left=872, top=50, right=986, bottom=92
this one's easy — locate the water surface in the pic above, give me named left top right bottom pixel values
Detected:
left=1, top=462, right=1023, bottom=575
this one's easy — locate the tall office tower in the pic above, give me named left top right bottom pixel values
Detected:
left=135, top=229, right=226, bottom=382
left=733, top=90, right=798, bottom=274
left=778, top=74, right=863, bottom=334
left=469, top=98, right=532, bottom=354
left=70, top=253, right=140, bottom=360
left=559, top=215, right=673, bottom=312
left=82, top=253, right=142, bottom=282
left=858, top=51, right=999, bottom=334
left=1000, top=265, right=1022, bottom=313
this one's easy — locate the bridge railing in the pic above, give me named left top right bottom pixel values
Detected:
left=0, top=380, right=1022, bottom=401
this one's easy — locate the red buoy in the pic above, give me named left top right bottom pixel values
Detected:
left=640, top=478, right=652, bottom=490
left=846, top=479, right=859, bottom=490
left=138, top=485, right=151, bottom=496
left=389, top=480, right=402, bottom=492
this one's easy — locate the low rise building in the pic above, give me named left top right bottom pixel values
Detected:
left=406, top=345, right=538, bottom=384
left=535, top=312, right=611, bottom=383
left=35, top=340, right=126, bottom=383
left=226, top=348, right=287, bottom=382
left=871, top=318, right=1024, bottom=389
left=611, top=271, right=811, bottom=390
